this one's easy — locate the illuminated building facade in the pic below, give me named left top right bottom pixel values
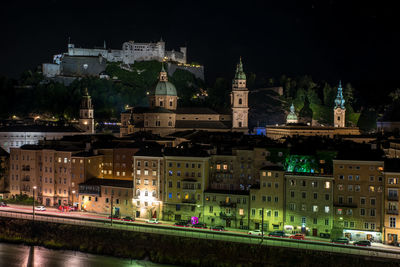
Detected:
left=333, top=159, right=384, bottom=242
left=249, top=166, right=285, bottom=231
left=383, top=159, right=400, bottom=244
left=79, top=178, right=134, bottom=217
left=203, top=190, right=249, bottom=228
left=163, top=151, right=210, bottom=222
left=132, top=151, right=164, bottom=219
left=284, top=173, right=334, bottom=236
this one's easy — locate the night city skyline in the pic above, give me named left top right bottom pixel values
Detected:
left=1, top=1, right=400, bottom=267
left=2, top=1, right=400, bottom=105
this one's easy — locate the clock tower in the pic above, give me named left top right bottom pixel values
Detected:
left=231, top=57, right=249, bottom=132
left=79, top=88, right=95, bottom=134
left=334, top=81, right=346, bottom=128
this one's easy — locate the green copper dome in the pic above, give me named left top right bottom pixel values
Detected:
left=234, top=57, right=246, bottom=80
left=150, top=65, right=177, bottom=96
left=151, top=81, right=177, bottom=96
left=286, top=103, right=298, bottom=123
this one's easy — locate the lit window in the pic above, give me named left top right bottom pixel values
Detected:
left=136, top=170, right=141, bottom=175
left=324, top=181, right=330, bottom=189
left=324, top=206, right=330, bottom=213
left=313, top=205, right=318, bottom=212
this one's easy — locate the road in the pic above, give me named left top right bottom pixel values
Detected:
left=1, top=204, right=400, bottom=260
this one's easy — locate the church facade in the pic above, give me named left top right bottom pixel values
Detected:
left=266, top=81, right=360, bottom=140
left=120, top=59, right=249, bottom=137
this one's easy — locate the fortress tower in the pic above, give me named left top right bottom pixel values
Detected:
left=334, top=81, right=346, bottom=128
left=231, top=57, right=249, bottom=131
left=79, top=88, right=95, bottom=134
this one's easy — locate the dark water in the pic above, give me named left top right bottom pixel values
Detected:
left=0, top=242, right=176, bottom=267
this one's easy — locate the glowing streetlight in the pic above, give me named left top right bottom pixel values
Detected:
left=72, top=190, right=76, bottom=209
left=32, top=186, right=37, bottom=222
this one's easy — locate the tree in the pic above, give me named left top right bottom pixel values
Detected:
left=299, top=96, right=313, bottom=124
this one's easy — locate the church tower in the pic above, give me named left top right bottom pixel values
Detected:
left=79, top=88, right=95, bottom=134
left=334, top=81, right=346, bottom=128
left=231, top=57, right=249, bottom=131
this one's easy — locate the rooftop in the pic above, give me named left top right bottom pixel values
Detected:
left=0, top=125, right=83, bottom=133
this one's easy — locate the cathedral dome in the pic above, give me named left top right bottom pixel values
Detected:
left=286, top=103, right=298, bottom=124
left=151, top=80, right=177, bottom=96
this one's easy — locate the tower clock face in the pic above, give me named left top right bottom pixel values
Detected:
left=237, top=112, right=243, bottom=119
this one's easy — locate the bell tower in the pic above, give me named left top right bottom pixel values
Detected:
left=334, top=81, right=346, bottom=128
left=231, top=57, right=249, bottom=131
left=79, top=88, right=95, bottom=134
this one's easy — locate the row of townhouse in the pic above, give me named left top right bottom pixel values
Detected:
left=7, top=142, right=400, bottom=244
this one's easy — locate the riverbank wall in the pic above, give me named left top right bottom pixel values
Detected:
left=0, top=218, right=399, bottom=267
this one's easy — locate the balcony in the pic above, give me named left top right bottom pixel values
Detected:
left=333, top=202, right=357, bottom=208
left=182, top=198, right=196, bottom=204
left=219, top=212, right=235, bottom=219
left=387, top=209, right=399, bottom=215
left=388, top=195, right=399, bottom=201
left=22, top=176, right=30, bottom=182
left=219, top=201, right=236, bottom=208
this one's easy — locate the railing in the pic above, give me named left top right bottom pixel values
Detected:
left=0, top=210, right=400, bottom=260
left=219, top=212, right=235, bottom=219
left=387, top=209, right=399, bottom=215
left=388, top=195, right=399, bottom=201
left=333, top=202, right=357, bottom=208
left=182, top=199, right=196, bottom=204
left=219, top=201, right=236, bottom=208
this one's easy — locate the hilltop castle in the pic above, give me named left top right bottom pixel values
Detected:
left=120, top=58, right=249, bottom=136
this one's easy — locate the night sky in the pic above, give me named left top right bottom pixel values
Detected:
left=1, top=0, right=398, bottom=104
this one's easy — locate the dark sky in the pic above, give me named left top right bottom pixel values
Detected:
left=1, top=0, right=399, bottom=103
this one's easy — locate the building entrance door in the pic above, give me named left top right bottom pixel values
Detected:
left=226, top=219, right=231, bottom=227
left=136, top=211, right=140, bottom=218
left=255, top=222, right=260, bottom=229
left=46, top=198, right=50, bottom=206
left=312, top=228, right=318, bottom=236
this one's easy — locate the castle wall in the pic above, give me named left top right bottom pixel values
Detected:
left=167, top=63, right=204, bottom=80
left=42, top=63, right=61, bottom=78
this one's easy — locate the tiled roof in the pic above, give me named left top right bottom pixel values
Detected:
left=175, top=120, right=231, bottom=129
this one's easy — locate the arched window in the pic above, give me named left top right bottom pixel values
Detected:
left=169, top=100, right=173, bottom=107
left=152, top=190, right=156, bottom=197
left=145, top=190, right=148, bottom=197
left=239, top=98, right=242, bottom=105
left=239, top=122, right=242, bottom=127
left=168, top=121, right=172, bottom=126
left=136, top=189, right=140, bottom=196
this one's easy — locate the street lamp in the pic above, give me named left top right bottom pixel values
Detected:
left=32, top=186, right=37, bottom=222
left=72, top=190, right=76, bottom=209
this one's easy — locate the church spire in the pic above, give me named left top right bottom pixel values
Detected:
left=159, top=62, right=168, bottom=82
left=334, top=80, right=345, bottom=109
left=234, top=57, right=246, bottom=80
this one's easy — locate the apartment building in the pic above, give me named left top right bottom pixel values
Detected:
left=333, top=157, right=384, bottom=242
left=285, top=173, right=334, bottom=237
left=383, top=159, right=400, bottom=244
left=133, top=147, right=164, bottom=219
left=249, top=166, right=285, bottom=231
left=203, top=190, right=249, bottom=228
left=79, top=178, right=133, bottom=217
left=163, top=148, right=210, bottom=222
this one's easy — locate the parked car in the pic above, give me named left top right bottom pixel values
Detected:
left=248, top=230, right=263, bottom=236
left=174, top=221, right=189, bottom=227
left=268, top=231, right=288, bottom=238
left=0, top=202, right=8, bottom=207
left=122, top=216, right=134, bottom=222
left=35, top=206, right=46, bottom=211
left=210, top=225, right=225, bottom=231
left=331, top=237, right=350, bottom=244
left=192, top=223, right=207, bottom=228
left=108, top=215, right=120, bottom=220
left=353, top=240, right=371, bottom=246
left=146, top=218, right=159, bottom=224
left=289, top=233, right=305, bottom=240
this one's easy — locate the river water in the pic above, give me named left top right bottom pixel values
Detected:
left=0, top=242, right=176, bottom=267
